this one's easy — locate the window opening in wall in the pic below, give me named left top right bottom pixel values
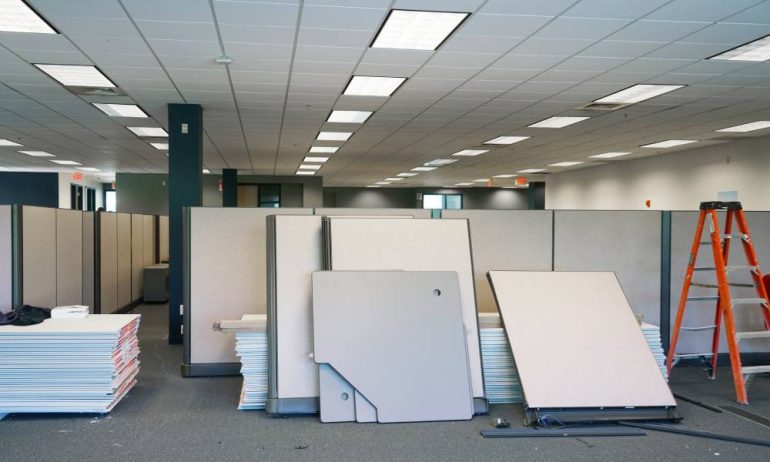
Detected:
left=105, top=190, right=117, bottom=212
left=422, top=193, right=462, bottom=209
left=258, top=183, right=281, bottom=208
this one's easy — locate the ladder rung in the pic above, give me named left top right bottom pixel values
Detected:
left=741, top=365, right=770, bottom=375
left=732, top=298, right=768, bottom=306
left=675, top=353, right=715, bottom=359
left=690, top=282, right=755, bottom=289
left=682, top=325, right=717, bottom=331
left=736, top=331, right=770, bottom=340
left=687, top=296, right=720, bottom=301
left=692, top=266, right=756, bottom=272
left=722, top=233, right=748, bottom=240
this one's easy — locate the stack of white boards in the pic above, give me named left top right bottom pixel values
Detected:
left=230, top=315, right=268, bottom=410
left=642, top=322, right=668, bottom=381
left=312, top=271, right=474, bottom=423
left=0, top=314, right=140, bottom=415
left=478, top=313, right=523, bottom=404
left=487, top=271, right=677, bottom=425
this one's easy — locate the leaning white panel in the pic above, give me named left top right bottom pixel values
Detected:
left=324, top=218, right=485, bottom=404
left=313, top=271, right=474, bottom=423
left=488, top=271, right=676, bottom=409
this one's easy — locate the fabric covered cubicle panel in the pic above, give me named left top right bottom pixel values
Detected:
left=22, top=206, right=56, bottom=307
left=55, top=209, right=83, bottom=306
left=313, top=207, right=431, bottom=218
left=99, top=213, right=119, bottom=314
left=0, top=206, right=11, bottom=311
left=442, top=210, right=553, bottom=313
left=130, top=215, right=144, bottom=302
left=142, top=215, right=155, bottom=268
left=82, top=212, right=95, bottom=310
left=158, top=216, right=169, bottom=262
left=553, top=211, right=662, bottom=324
left=116, top=213, right=132, bottom=309
left=186, top=207, right=312, bottom=372
left=670, top=211, right=770, bottom=354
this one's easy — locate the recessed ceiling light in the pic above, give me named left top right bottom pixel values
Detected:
left=529, top=116, right=589, bottom=128
left=549, top=161, right=584, bottom=167
left=304, top=156, right=329, bottom=163
left=472, top=179, right=489, bottom=183
left=92, top=103, right=148, bottom=118
left=128, top=127, right=168, bottom=137
left=0, top=139, right=22, bottom=147
left=589, top=151, right=632, bottom=159
left=18, top=150, right=54, bottom=157
left=710, top=35, right=770, bottom=62
left=518, top=168, right=546, bottom=173
left=424, top=158, right=458, bottom=166
left=452, top=149, right=489, bottom=157
left=367, top=185, right=381, bottom=188
left=150, top=142, right=168, bottom=150
left=484, top=136, right=530, bottom=145
left=309, top=146, right=338, bottom=154
left=412, top=166, right=437, bottom=172
left=493, top=174, right=515, bottom=178
left=594, top=84, right=684, bottom=104
left=0, top=0, right=57, bottom=34
left=327, top=110, right=372, bottom=123
left=397, top=172, right=418, bottom=177
left=385, top=177, right=404, bottom=181
left=50, top=159, right=81, bottom=165
left=375, top=181, right=391, bottom=185
left=372, top=9, right=469, bottom=51
left=641, top=139, right=697, bottom=148
left=344, top=76, right=406, bottom=97
left=299, top=164, right=322, bottom=170
left=317, top=131, right=352, bottom=141
left=296, top=170, right=315, bottom=176
left=34, top=64, right=115, bottom=88
left=455, top=182, right=473, bottom=186
left=716, top=121, right=770, bottom=133
left=202, top=168, right=211, bottom=174
left=77, top=167, right=101, bottom=172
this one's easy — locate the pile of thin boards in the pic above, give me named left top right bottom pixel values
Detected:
left=487, top=271, right=677, bottom=425
left=0, top=314, right=141, bottom=415
left=265, top=215, right=485, bottom=422
left=231, top=314, right=267, bottom=410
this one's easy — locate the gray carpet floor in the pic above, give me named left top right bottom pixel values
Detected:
left=1, top=304, right=769, bottom=461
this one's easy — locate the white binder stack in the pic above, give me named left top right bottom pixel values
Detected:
left=233, top=315, right=268, bottom=410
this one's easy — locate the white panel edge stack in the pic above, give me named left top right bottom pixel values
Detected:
left=0, top=314, right=141, bottom=414
left=233, top=314, right=268, bottom=410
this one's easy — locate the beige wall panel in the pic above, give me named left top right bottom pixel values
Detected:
left=56, top=209, right=83, bottom=306
left=22, top=207, right=56, bottom=307
left=100, top=213, right=118, bottom=314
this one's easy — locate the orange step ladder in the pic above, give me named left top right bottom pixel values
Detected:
left=667, top=201, right=770, bottom=404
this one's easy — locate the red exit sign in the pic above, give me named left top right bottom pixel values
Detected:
left=72, top=172, right=83, bottom=181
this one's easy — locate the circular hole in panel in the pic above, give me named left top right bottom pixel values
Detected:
left=433, top=289, right=441, bottom=296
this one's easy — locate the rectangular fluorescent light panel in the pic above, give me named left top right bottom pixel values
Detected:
left=317, top=131, right=352, bottom=141
left=590, top=151, right=631, bottom=159
left=595, top=84, right=683, bottom=104
left=327, top=110, right=372, bottom=123
left=397, top=172, right=418, bottom=177
left=202, top=168, right=211, bottom=174
left=484, top=136, right=529, bottom=145
left=455, top=183, right=473, bottom=186
left=50, top=160, right=81, bottom=165
left=529, top=116, right=589, bottom=128
left=472, top=179, right=489, bottom=183
left=0, top=139, right=22, bottom=147
left=372, top=10, right=469, bottom=51
left=641, top=139, right=697, bottom=148
left=711, top=35, right=770, bottom=62
left=716, top=121, right=770, bottom=133
left=424, top=158, right=458, bottom=166
left=367, top=185, right=381, bottom=188
left=375, top=181, right=391, bottom=185
left=518, top=168, right=546, bottom=173
left=412, top=166, right=437, bottom=172
left=35, top=64, right=115, bottom=88
left=77, top=167, right=101, bottom=172
left=452, top=149, right=489, bottom=157
left=93, top=103, right=148, bottom=118
left=18, top=150, right=54, bottom=157
left=296, top=171, right=315, bottom=176
left=549, top=161, right=584, bottom=167
left=0, top=0, right=57, bottom=34
left=385, top=177, right=404, bottom=181
left=128, top=127, right=168, bottom=137
left=493, top=174, right=515, bottom=178
left=304, top=156, right=329, bottom=163
left=150, top=142, right=168, bottom=150
left=299, top=164, right=321, bottom=170
left=309, top=146, right=338, bottom=154
left=344, top=76, right=406, bottom=96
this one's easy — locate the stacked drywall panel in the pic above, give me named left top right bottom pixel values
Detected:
left=185, top=208, right=312, bottom=375
left=0, top=206, right=12, bottom=311
left=442, top=210, right=553, bottom=313
left=323, top=217, right=486, bottom=410
left=22, top=206, right=56, bottom=307
left=553, top=211, right=662, bottom=325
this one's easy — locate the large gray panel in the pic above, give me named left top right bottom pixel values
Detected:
left=22, top=207, right=56, bottom=307
left=189, top=207, right=312, bottom=365
left=313, top=271, right=474, bottom=423
left=116, top=213, right=132, bottom=309
left=82, top=212, right=94, bottom=311
left=130, top=215, right=143, bottom=302
left=142, top=215, right=155, bottom=267
left=314, top=207, right=431, bottom=218
left=442, top=210, right=553, bottom=313
left=55, top=209, right=82, bottom=306
left=554, top=211, right=662, bottom=324
left=670, top=211, right=770, bottom=354
left=158, top=216, right=169, bottom=262
left=99, top=213, right=118, bottom=314
left=0, top=206, right=11, bottom=311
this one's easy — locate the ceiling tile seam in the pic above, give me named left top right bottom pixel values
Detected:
left=115, top=0, right=228, bottom=170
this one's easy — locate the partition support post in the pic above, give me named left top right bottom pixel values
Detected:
left=660, top=211, right=672, bottom=353
left=168, top=103, right=203, bottom=345
left=222, top=168, right=238, bottom=207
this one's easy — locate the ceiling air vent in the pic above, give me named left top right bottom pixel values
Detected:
left=66, top=86, right=127, bottom=97
left=576, top=102, right=630, bottom=111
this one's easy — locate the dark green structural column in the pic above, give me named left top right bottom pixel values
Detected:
left=168, top=103, right=203, bottom=344
left=222, top=168, right=238, bottom=207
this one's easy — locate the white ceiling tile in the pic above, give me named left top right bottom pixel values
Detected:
left=563, top=0, right=669, bottom=19
left=578, top=40, right=667, bottom=58
left=679, top=23, right=770, bottom=45
left=219, top=24, right=296, bottom=45
left=645, top=0, right=762, bottom=22
left=134, top=20, right=218, bottom=41
left=214, top=1, right=299, bottom=27
left=294, top=45, right=362, bottom=62
left=609, top=20, right=710, bottom=42
left=481, top=0, right=578, bottom=16
left=442, top=35, right=525, bottom=53
left=300, top=4, right=386, bottom=30
left=510, top=38, right=597, bottom=56
left=534, top=17, right=631, bottom=40
left=297, top=28, right=372, bottom=47
left=458, top=14, right=552, bottom=37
